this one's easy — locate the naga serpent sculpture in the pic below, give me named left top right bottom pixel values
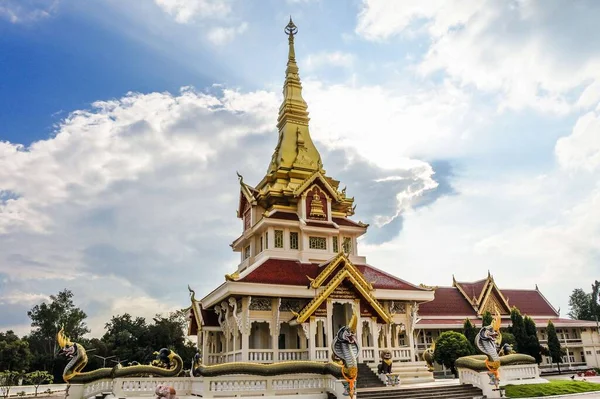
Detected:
left=56, top=328, right=183, bottom=383
left=455, top=313, right=535, bottom=387
left=190, top=360, right=343, bottom=378
left=331, top=313, right=360, bottom=399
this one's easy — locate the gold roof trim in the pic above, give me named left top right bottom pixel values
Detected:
left=310, top=253, right=372, bottom=291
left=293, top=171, right=339, bottom=199
left=295, top=268, right=392, bottom=324
left=478, top=280, right=511, bottom=316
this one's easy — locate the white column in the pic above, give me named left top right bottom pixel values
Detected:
left=371, top=318, right=380, bottom=358
left=309, top=317, right=317, bottom=361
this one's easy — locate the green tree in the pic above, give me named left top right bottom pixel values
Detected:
left=0, top=331, right=31, bottom=372
left=591, top=280, right=600, bottom=320
left=481, top=311, right=493, bottom=327
left=568, top=289, right=594, bottom=320
left=433, top=331, right=473, bottom=377
left=147, top=311, right=197, bottom=364
left=102, top=314, right=150, bottom=365
left=547, top=321, right=563, bottom=373
left=26, top=289, right=89, bottom=382
left=25, top=371, right=53, bottom=397
left=523, top=316, right=542, bottom=363
left=0, top=371, right=21, bottom=399
left=501, top=332, right=517, bottom=349
left=509, top=307, right=527, bottom=353
left=462, top=319, right=478, bottom=354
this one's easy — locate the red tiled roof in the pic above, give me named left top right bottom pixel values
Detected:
left=333, top=217, right=362, bottom=227
left=455, top=279, right=487, bottom=302
left=239, top=259, right=319, bottom=286
left=269, top=211, right=299, bottom=221
left=503, top=289, right=558, bottom=317
left=238, top=258, right=423, bottom=290
left=355, top=265, right=426, bottom=290
left=416, top=317, right=596, bottom=329
left=419, top=287, right=476, bottom=316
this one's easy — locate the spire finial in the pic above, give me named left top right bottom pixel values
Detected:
left=285, top=17, right=298, bottom=62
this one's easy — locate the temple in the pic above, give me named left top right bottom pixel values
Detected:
left=187, top=19, right=434, bottom=379
left=415, top=273, right=600, bottom=373
left=187, top=19, right=600, bottom=377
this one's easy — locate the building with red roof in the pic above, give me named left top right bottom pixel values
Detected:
left=414, top=273, right=600, bottom=373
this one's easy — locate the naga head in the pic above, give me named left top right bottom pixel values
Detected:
left=480, top=310, right=502, bottom=341
left=336, top=313, right=358, bottom=344
left=56, top=327, right=77, bottom=358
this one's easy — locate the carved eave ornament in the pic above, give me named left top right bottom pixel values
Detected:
left=291, top=253, right=392, bottom=324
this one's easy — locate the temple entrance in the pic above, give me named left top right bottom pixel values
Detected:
left=331, top=302, right=354, bottom=337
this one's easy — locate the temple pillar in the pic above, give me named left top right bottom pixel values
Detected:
left=326, top=299, right=333, bottom=350
left=201, top=330, right=208, bottom=363
left=308, top=316, right=316, bottom=360
left=371, top=318, right=380, bottom=358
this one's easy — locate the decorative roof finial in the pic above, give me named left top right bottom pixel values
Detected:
left=285, top=16, right=298, bottom=37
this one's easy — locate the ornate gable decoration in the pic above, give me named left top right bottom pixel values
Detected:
left=236, top=172, right=257, bottom=219
left=453, top=274, right=511, bottom=315
left=307, top=186, right=327, bottom=220
left=478, top=282, right=511, bottom=316
left=294, top=171, right=340, bottom=201
left=294, top=254, right=391, bottom=324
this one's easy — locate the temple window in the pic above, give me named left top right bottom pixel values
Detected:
left=259, top=236, right=263, bottom=252
left=265, top=232, right=269, bottom=249
left=274, top=230, right=284, bottom=248
left=398, top=331, right=406, bottom=346
left=244, top=245, right=250, bottom=260
left=290, top=232, right=299, bottom=249
left=333, top=236, right=339, bottom=253
left=309, top=236, right=327, bottom=250
left=342, top=237, right=352, bottom=253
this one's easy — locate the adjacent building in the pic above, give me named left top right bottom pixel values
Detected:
left=415, top=273, right=600, bottom=373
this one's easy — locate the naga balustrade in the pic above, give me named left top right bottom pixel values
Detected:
left=67, top=374, right=347, bottom=399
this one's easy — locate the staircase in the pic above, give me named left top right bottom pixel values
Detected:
left=357, top=384, right=483, bottom=399
left=361, top=361, right=435, bottom=385
left=357, top=362, right=386, bottom=388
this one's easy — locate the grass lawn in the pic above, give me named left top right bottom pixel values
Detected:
left=505, top=380, right=600, bottom=397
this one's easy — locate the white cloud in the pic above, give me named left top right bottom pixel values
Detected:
left=0, top=0, right=59, bottom=24
left=355, top=0, right=600, bottom=114
left=207, top=22, right=248, bottom=45
left=0, top=84, right=440, bottom=336
left=556, top=110, right=600, bottom=172
left=154, top=0, right=231, bottom=23
left=302, top=78, right=486, bottom=164
left=305, top=51, right=355, bottom=70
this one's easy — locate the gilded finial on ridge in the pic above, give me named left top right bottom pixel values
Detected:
left=285, top=16, right=298, bottom=37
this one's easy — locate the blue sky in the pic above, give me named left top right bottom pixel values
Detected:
left=1, top=0, right=600, bottom=336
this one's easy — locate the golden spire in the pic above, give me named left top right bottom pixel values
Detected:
left=266, top=18, right=323, bottom=176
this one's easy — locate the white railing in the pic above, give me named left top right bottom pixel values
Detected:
left=82, top=379, right=113, bottom=398
left=392, top=348, right=411, bottom=360
left=362, top=348, right=376, bottom=361
left=248, top=349, right=274, bottom=363
left=191, top=374, right=346, bottom=398
left=225, top=351, right=243, bottom=363
left=206, top=353, right=223, bottom=365
left=315, top=348, right=329, bottom=361
left=459, top=364, right=546, bottom=399
left=499, top=364, right=539, bottom=382
left=278, top=349, right=309, bottom=361
left=114, top=378, right=192, bottom=397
